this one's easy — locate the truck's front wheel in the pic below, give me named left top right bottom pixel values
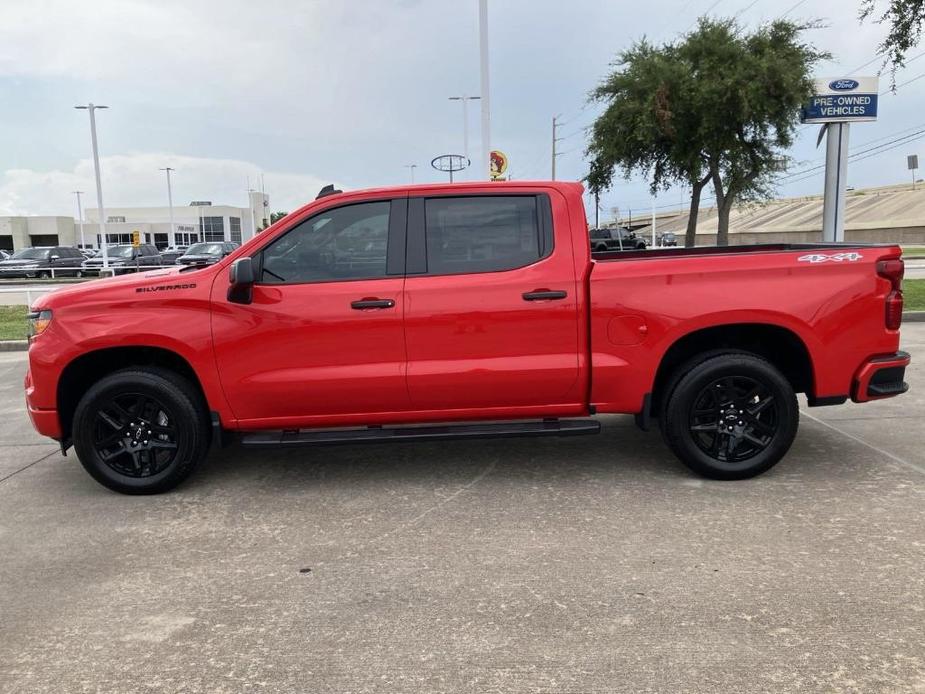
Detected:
left=72, top=367, right=210, bottom=494
left=661, top=353, right=798, bottom=480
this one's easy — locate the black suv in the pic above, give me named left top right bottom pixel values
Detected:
left=0, top=246, right=86, bottom=278
left=589, top=227, right=647, bottom=252
left=176, top=242, right=238, bottom=267
left=81, top=244, right=163, bottom=276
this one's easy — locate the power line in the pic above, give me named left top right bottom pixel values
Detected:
left=779, top=0, right=807, bottom=17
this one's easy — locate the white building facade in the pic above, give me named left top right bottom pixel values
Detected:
left=0, top=193, right=271, bottom=253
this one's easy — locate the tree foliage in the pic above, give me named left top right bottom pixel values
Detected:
left=861, top=0, right=925, bottom=80
left=587, top=18, right=826, bottom=246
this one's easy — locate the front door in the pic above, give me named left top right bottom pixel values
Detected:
left=402, top=192, right=583, bottom=413
left=211, top=197, right=409, bottom=427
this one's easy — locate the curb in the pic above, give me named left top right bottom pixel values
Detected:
left=903, top=311, right=925, bottom=322
left=0, top=340, right=28, bottom=352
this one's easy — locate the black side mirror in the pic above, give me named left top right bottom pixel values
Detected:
left=228, top=257, right=255, bottom=304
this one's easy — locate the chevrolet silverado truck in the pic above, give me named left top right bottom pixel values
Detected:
left=24, top=181, right=910, bottom=494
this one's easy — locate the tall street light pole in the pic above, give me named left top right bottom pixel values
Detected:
left=404, top=164, right=417, bottom=183
left=72, top=191, right=86, bottom=249
left=160, top=167, right=176, bottom=248
left=448, top=95, right=480, bottom=167
left=478, top=0, right=491, bottom=179
left=75, top=103, right=110, bottom=269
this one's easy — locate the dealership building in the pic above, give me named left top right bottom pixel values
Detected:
left=0, top=190, right=269, bottom=252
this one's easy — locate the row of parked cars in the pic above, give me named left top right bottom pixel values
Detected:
left=0, top=242, right=239, bottom=278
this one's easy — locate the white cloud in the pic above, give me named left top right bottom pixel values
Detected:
left=0, top=153, right=332, bottom=217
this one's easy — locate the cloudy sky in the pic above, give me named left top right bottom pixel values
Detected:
left=1, top=0, right=921, bottom=222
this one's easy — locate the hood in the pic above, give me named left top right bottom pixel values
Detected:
left=30, top=265, right=216, bottom=312
left=0, top=258, right=43, bottom=266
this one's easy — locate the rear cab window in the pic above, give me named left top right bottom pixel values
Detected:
left=408, top=194, right=553, bottom=276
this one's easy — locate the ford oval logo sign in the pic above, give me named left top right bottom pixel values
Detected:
left=829, top=79, right=859, bottom=91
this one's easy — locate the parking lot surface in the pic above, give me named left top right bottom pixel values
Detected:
left=2, top=327, right=924, bottom=693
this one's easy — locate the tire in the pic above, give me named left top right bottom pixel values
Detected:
left=660, top=353, right=798, bottom=480
left=38, top=271, right=50, bottom=279
left=72, top=367, right=210, bottom=494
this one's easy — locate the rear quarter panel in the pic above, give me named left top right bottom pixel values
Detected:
left=589, top=247, right=901, bottom=413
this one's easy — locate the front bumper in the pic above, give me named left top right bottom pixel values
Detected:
left=852, top=351, right=911, bottom=403
left=25, top=368, right=61, bottom=438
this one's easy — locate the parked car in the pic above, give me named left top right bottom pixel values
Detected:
left=80, top=244, right=162, bottom=276
left=25, top=181, right=910, bottom=494
left=176, top=242, right=238, bottom=267
left=659, top=231, right=678, bottom=247
left=79, top=248, right=96, bottom=259
left=589, top=227, right=647, bottom=252
left=157, top=246, right=188, bottom=265
left=0, top=246, right=86, bottom=278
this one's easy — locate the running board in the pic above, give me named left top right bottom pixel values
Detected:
left=240, top=418, right=601, bottom=448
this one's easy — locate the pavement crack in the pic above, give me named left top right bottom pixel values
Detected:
left=801, top=410, right=925, bottom=477
left=0, top=449, right=60, bottom=485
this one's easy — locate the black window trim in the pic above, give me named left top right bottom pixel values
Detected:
left=406, top=192, right=554, bottom=277
left=253, top=197, right=407, bottom=286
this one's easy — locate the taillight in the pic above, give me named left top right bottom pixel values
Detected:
left=877, top=258, right=904, bottom=330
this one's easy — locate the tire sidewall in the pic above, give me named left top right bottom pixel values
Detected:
left=664, top=355, right=799, bottom=480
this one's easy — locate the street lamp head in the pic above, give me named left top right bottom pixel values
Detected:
left=74, top=104, right=108, bottom=110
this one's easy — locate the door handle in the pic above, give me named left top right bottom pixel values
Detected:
left=522, top=289, right=567, bottom=301
left=351, top=298, right=395, bottom=310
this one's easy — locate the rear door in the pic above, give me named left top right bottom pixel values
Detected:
left=402, top=192, right=582, bottom=412
left=211, top=196, right=410, bottom=426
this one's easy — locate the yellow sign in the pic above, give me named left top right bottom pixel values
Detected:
left=490, top=150, right=508, bottom=180
left=131, top=231, right=141, bottom=248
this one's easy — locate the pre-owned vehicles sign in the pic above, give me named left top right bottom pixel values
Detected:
left=802, top=76, right=879, bottom=124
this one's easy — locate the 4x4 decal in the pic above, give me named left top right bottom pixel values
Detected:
left=797, top=252, right=863, bottom=264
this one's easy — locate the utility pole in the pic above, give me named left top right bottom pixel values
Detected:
left=159, top=167, right=176, bottom=248
left=478, top=0, right=491, bottom=179
left=72, top=191, right=86, bottom=249
left=594, top=191, right=600, bottom=228
left=449, top=95, right=480, bottom=166
left=552, top=115, right=564, bottom=180
left=651, top=198, right=657, bottom=247
left=74, top=103, right=110, bottom=269
left=404, top=164, right=417, bottom=183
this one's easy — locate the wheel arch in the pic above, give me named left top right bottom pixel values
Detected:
left=651, top=322, right=814, bottom=416
left=57, top=345, right=210, bottom=442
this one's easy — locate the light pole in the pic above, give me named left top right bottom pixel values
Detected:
left=404, top=164, right=417, bottom=183
left=74, top=103, right=110, bottom=269
left=448, top=95, right=480, bottom=166
left=478, top=0, right=491, bottom=179
left=159, top=167, right=176, bottom=248
left=72, top=191, right=86, bottom=249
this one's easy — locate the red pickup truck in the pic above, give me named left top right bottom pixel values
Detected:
left=24, top=181, right=909, bottom=494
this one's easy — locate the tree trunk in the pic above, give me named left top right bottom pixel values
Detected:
left=685, top=173, right=711, bottom=248
left=710, top=168, right=733, bottom=247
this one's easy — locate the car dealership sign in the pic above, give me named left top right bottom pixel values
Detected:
left=802, top=76, right=879, bottom=123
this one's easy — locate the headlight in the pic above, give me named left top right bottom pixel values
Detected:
left=27, top=309, right=52, bottom=338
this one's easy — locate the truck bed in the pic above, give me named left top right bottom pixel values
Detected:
left=592, top=242, right=897, bottom=262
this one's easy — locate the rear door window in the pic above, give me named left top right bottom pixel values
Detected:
left=422, top=196, right=546, bottom=275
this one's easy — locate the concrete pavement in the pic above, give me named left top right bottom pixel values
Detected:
left=1, top=328, right=924, bottom=692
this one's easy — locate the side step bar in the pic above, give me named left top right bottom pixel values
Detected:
left=240, top=418, right=601, bottom=448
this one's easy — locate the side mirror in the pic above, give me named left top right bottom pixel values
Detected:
left=50, top=254, right=60, bottom=260
left=228, top=257, right=255, bottom=304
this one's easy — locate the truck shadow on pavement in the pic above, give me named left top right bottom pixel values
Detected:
left=176, top=413, right=886, bottom=496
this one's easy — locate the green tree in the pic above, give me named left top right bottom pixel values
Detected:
left=587, top=18, right=825, bottom=246
left=258, top=211, right=289, bottom=231
left=861, top=0, right=925, bottom=78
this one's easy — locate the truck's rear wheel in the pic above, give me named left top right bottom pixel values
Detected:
left=661, top=353, right=798, bottom=480
left=72, top=367, right=210, bottom=494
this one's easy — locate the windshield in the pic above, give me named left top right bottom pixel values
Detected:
left=103, top=246, right=136, bottom=258
left=186, top=243, right=224, bottom=255
left=11, top=248, right=50, bottom=260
